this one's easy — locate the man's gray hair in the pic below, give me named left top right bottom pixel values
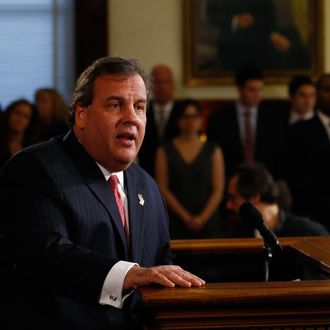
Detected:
left=68, top=56, right=151, bottom=126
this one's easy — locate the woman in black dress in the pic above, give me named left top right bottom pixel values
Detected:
left=155, top=99, right=225, bottom=239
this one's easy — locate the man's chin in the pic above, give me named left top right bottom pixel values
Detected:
left=114, top=155, right=137, bottom=171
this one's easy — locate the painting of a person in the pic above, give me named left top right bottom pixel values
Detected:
left=205, top=0, right=309, bottom=71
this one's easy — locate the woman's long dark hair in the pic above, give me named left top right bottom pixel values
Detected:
left=0, top=99, right=38, bottom=149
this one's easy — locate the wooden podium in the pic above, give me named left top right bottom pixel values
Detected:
left=139, top=237, right=330, bottom=329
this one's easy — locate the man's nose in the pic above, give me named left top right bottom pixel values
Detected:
left=122, top=104, right=138, bottom=121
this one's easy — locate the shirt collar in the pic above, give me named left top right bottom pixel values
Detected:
left=289, top=110, right=314, bottom=124
left=236, top=102, right=258, bottom=117
left=96, top=162, right=124, bottom=190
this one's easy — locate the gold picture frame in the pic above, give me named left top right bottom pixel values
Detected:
left=183, top=0, right=324, bottom=86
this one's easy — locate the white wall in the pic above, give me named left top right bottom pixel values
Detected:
left=109, top=0, right=330, bottom=100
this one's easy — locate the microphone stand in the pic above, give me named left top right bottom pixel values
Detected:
left=263, top=244, right=273, bottom=282
left=262, top=239, right=282, bottom=282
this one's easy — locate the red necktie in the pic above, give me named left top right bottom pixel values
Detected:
left=108, top=175, right=129, bottom=241
left=243, top=110, right=254, bottom=164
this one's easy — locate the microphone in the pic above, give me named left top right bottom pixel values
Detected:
left=239, top=202, right=282, bottom=251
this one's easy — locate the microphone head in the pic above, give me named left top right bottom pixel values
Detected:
left=239, top=201, right=264, bottom=229
left=239, top=201, right=282, bottom=250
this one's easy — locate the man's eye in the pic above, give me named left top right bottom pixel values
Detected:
left=109, top=102, right=120, bottom=109
left=135, top=104, right=146, bottom=112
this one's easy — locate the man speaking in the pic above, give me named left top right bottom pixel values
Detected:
left=0, top=57, right=204, bottom=330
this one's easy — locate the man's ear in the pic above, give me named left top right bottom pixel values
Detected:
left=75, top=103, right=87, bottom=129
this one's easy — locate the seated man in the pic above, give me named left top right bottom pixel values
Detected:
left=223, top=163, right=328, bottom=238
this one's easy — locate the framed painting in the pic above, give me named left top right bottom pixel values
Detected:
left=183, top=0, right=324, bottom=85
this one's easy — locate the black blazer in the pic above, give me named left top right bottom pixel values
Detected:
left=207, top=103, right=288, bottom=179
left=284, top=115, right=330, bottom=230
left=0, top=131, right=172, bottom=329
left=138, top=101, right=181, bottom=177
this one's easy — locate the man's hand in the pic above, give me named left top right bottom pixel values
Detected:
left=123, top=265, right=205, bottom=291
left=270, top=32, right=291, bottom=52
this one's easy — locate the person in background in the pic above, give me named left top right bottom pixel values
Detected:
left=287, top=75, right=316, bottom=124
left=0, top=99, right=37, bottom=168
left=316, top=73, right=330, bottom=114
left=279, top=75, right=316, bottom=185
left=207, top=65, right=287, bottom=180
left=224, top=163, right=328, bottom=238
left=0, top=57, right=204, bottom=330
left=34, top=88, right=68, bottom=141
left=138, top=64, right=181, bottom=177
left=284, top=73, right=330, bottom=231
left=156, top=99, right=225, bottom=239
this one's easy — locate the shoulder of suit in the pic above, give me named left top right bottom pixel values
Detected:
left=127, top=162, right=155, bottom=182
left=283, top=212, right=329, bottom=235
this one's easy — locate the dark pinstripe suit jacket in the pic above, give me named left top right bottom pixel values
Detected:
left=0, top=131, right=172, bottom=329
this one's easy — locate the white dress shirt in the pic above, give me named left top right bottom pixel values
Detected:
left=96, top=163, right=137, bottom=308
left=236, top=102, right=258, bottom=145
left=289, top=110, right=314, bottom=124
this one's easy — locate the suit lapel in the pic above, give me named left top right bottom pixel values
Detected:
left=125, top=166, right=145, bottom=263
left=62, top=131, right=129, bottom=255
left=313, top=117, right=330, bottom=151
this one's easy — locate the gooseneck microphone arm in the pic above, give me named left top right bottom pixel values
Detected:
left=239, top=202, right=283, bottom=281
left=239, top=201, right=282, bottom=251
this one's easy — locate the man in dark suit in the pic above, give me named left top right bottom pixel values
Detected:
left=284, top=73, right=330, bottom=231
left=316, top=73, right=330, bottom=114
left=207, top=66, right=287, bottom=180
left=0, top=57, right=204, bottom=330
left=206, top=0, right=276, bottom=69
left=138, top=64, right=181, bottom=177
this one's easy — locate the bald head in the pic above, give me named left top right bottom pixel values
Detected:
left=151, top=64, right=175, bottom=105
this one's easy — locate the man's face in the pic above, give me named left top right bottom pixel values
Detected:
left=291, top=84, right=316, bottom=115
left=226, top=175, right=247, bottom=214
left=35, top=91, right=53, bottom=121
left=74, top=74, right=147, bottom=172
left=238, top=79, right=264, bottom=108
left=151, top=66, right=174, bottom=105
